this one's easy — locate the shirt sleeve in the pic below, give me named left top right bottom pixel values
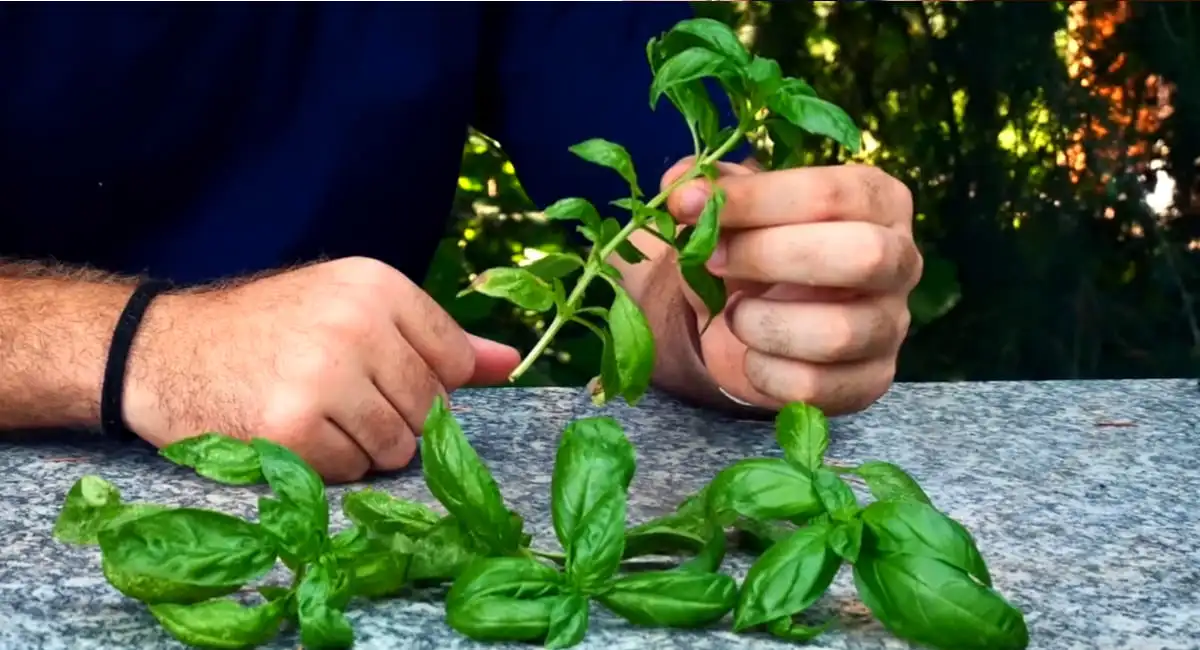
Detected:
left=472, top=3, right=747, bottom=233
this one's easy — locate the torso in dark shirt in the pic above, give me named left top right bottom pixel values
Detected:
left=0, top=2, right=706, bottom=285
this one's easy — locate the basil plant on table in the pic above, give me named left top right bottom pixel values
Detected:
left=52, top=17, right=1029, bottom=650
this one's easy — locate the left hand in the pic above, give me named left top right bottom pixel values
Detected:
left=662, top=159, right=922, bottom=416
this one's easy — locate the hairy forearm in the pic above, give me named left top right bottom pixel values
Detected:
left=0, top=261, right=138, bottom=430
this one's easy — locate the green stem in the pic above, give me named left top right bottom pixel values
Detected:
left=528, top=548, right=567, bottom=563
left=507, top=129, right=747, bottom=383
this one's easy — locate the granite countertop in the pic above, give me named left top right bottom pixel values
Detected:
left=1, top=379, right=1197, bottom=650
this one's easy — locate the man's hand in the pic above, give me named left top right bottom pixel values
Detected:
left=125, top=257, right=521, bottom=482
left=660, top=159, right=921, bottom=416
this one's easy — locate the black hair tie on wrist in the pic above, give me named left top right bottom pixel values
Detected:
left=101, top=279, right=173, bottom=440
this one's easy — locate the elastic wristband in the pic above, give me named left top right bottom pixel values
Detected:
left=101, top=279, right=172, bottom=440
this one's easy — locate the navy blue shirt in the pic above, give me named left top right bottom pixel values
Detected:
left=0, top=2, right=739, bottom=285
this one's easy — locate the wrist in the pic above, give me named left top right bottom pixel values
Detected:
left=119, top=291, right=188, bottom=446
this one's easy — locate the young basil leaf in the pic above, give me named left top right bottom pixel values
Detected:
left=676, top=186, right=725, bottom=267
left=568, top=138, right=640, bottom=196
left=765, top=117, right=809, bottom=170
left=679, top=262, right=727, bottom=332
left=149, top=596, right=286, bottom=650
left=705, top=458, right=822, bottom=527
left=329, top=527, right=413, bottom=599
left=608, top=289, right=656, bottom=406
left=733, top=521, right=842, bottom=632
left=544, top=197, right=603, bottom=233
left=445, top=556, right=564, bottom=609
left=296, top=555, right=354, bottom=650
left=746, top=55, right=784, bottom=102
left=545, top=592, right=589, bottom=649
left=853, top=553, right=1029, bottom=650
left=461, top=267, right=555, bottom=313
left=828, top=518, right=864, bottom=563
left=421, top=396, right=519, bottom=554
left=524, top=253, right=585, bottom=281
left=765, top=616, right=831, bottom=642
left=861, top=500, right=992, bottom=587
left=767, top=85, right=862, bottom=154
left=813, top=468, right=859, bottom=522
left=341, top=489, right=440, bottom=538
left=159, top=433, right=264, bottom=486
left=775, top=402, right=829, bottom=473
left=250, top=438, right=328, bottom=535
left=406, top=516, right=483, bottom=584
left=551, top=417, right=636, bottom=592
left=97, top=508, right=276, bottom=605
left=596, top=217, right=647, bottom=264
left=650, top=47, right=739, bottom=110
left=597, top=570, right=737, bottom=628
left=852, top=461, right=933, bottom=505
left=257, top=496, right=324, bottom=570
left=667, top=17, right=752, bottom=65
left=612, top=197, right=677, bottom=246
left=645, top=36, right=721, bottom=151
left=591, top=327, right=622, bottom=406
left=54, top=476, right=126, bottom=545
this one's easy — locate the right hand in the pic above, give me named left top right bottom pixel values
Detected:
left=124, top=256, right=521, bottom=482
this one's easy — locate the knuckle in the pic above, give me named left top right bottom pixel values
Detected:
left=811, top=176, right=847, bottom=218
left=854, top=227, right=898, bottom=286
left=258, top=387, right=322, bottom=442
left=822, top=310, right=862, bottom=360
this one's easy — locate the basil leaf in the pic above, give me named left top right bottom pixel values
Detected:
left=650, top=47, right=739, bottom=110
left=853, top=461, right=933, bottom=505
left=568, top=138, right=640, bottom=195
left=668, top=17, right=751, bottom=65
left=746, top=55, right=784, bottom=100
left=545, top=592, right=589, bottom=649
left=461, top=267, right=555, bottom=313
left=679, top=262, right=727, bottom=331
left=733, top=521, right=842, bottom=632
left=148, top=596, right=286, bottom=650
left=421, top=396, right=518, bottom=554
left=97, top=508, right=276, bottom=604
left=297, top=555, right=354, bottom=650
left=257, top=496, right=323, bottom=570
left=591, top=327, right=622, bottom=406
left=160, top=433, right=264, bottom=486
left=53, top=476, right=139, bottom=545
left=732, top=516, right=793, bottom=554
left=444, top=557, right=566, bottom=644
left=677, top=186, right=725, bottom=267
left=446, top=596, right=560, bottom=643
left=446, top=556, right=564, bottom=609
left=341, top=489, right=439, bottom=538
left=674, top=521, right=726, bottom=574
left=766, top=616, right=831, bottom=642
left=623, top=511, right=707, bottom=559
left=525, top=253, right=585, bottom=281
left=608, top=289, right=655, bottom=406
left=551, top=417, right=636, bottom=592
left=250, top=438, right=328, bottom=535
left=775, top=402, right=829, bottom=473
left=829, top=518, right=864, bottom=563
left=597, top=570, right=737, bottom=628
left=813, top=468, right=859, bottom=522
left=544, top=197, right=602, bottom=233
left=407, top=516, right=483, bottom=583
left=597, top=217, right=647, bottom=264
left=767, top=85, right=861, bottom=154
left=861, top=500, right=992, bottom=587
left=705, top=458, right=822, bottom=527
left=612, top=197, right=677, bottom=247
left=853, top=553, right=1028, bottom=650
left=329, top=527, right=413, bottom=599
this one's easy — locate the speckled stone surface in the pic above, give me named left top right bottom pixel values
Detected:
left=1, top=380, right=1198, bottom=650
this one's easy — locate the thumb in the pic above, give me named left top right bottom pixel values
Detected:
left=466, top=333, right=522, bottom=386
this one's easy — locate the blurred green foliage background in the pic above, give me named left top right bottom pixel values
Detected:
left=421, top=1, right=1200, bottom=387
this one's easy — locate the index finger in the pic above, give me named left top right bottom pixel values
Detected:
left=668, top=163, right=912, bottom=231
